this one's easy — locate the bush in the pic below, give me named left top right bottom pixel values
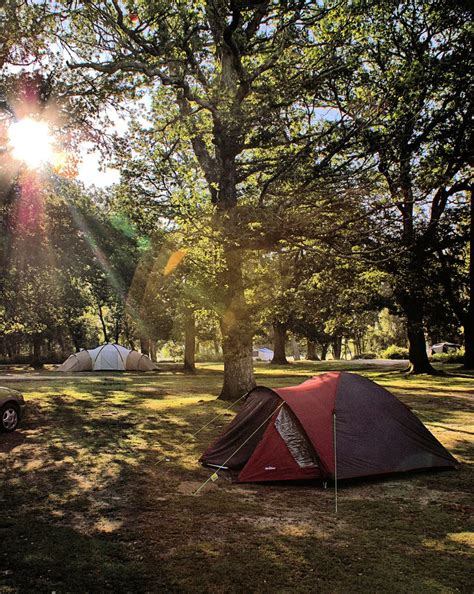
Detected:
left=352, top=353, right=377, bottom=360
left=430, top=348, right=465, bottom=364
left=380, top=345, right=409, bottom=360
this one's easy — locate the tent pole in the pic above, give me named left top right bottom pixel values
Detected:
left=333, top=412, right=338, bottom=514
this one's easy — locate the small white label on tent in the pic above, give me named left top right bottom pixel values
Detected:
left=210, top=473, right=218, bottom=482
left=265, top=466, right=276, bottom=471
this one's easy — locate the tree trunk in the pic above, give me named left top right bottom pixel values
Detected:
left=332, top=337, right=342, bottom=360
left=404, top=299, right=436, bottom=374
left=343, top=339, right=352, bottom=360
left=31, top=336, right=42, bottom=368
left=72, top=336, right=81, bottom=353
left=218, top=248, right=255, bottom=400
left=271, top=322, right=289, bottom=365
left=321, top=344, right=329, bottom=360
left=58, top=329, right=66, bottom=359
left=463, top=188, right=474, bottom=369
left=140, top=337, right=149, bottom=356
left=149, top=341, right=157, bottom=362
left=306, top=339, right=320, bottom=361
left=292, top=336, right=301, bottom=361
left=464, top=319, right=474, bottom=369
left=98, top=304, right=109, bottom=343
left=184, top=310, right=196, bottom=373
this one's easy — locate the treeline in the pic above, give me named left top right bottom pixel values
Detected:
left=0, top=173, right=467, bottom=368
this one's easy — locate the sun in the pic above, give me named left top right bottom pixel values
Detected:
left=8, top=118, right=54, bottom=169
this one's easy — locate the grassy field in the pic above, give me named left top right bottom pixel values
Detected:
left=0, top=361, right=472, bottom=593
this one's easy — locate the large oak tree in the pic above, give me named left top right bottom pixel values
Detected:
left=54, top=0, right=360, bottom=398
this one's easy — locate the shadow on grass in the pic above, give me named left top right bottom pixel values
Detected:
left=0, top=511, right=172, bottom=593
left=115, top=450, right=474, bottom=593
left=0, top=431, right=25, bottom=453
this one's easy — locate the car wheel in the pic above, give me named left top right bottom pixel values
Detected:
left=0, top=403, right=20, bottom=432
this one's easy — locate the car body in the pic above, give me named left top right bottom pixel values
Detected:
left=431, top=342, right=460, bottom=355
left=0, top=387, right=26, bottom=432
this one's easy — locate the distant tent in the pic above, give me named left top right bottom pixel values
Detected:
left=252, top=347, right=274, bottom=362
left=58, top=344, right=156, bottom=372
left=58, top=349, right=93, bottom=372
left=200, top=372, right=457, bottom=483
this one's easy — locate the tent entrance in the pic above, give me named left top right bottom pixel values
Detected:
left=275, top=407, right=319, bottom=469
left=238, top=404, right=321, bottom=483
left=199, top=387, right=282, bottom=472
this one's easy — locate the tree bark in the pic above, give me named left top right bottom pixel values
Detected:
left=218, top=248, right=255, bottom=401
left=306, top=339, right=320, bottom=361
left=184, top=310, right=196, bottom=373
left=271, top=322, right=289, bottom=365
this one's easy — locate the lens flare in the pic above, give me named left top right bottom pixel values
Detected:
left=8, top=118, right=54, bottom=168
left=164, top=249, right=186, bottom=276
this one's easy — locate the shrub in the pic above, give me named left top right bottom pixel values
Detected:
left=195, top=353, right=224, bottom=363
left=380, top=345, right=409, bottom=360
left=352, top=353, right=377, bottom=360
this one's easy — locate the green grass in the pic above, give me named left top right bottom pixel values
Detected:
left=0, top=361, right=472, bottom=593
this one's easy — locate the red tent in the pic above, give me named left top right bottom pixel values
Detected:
left=200, top=372, right=457, bottom=482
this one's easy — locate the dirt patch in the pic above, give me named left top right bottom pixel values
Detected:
left=239, top=515, right=336, bottom=539
left=177, top=480, right=219, bottom=496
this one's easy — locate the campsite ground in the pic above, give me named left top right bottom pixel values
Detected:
left=0, top=361, right=472, bottom=593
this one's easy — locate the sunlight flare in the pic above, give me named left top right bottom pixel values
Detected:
left=8, top=118, right=54, bottom=168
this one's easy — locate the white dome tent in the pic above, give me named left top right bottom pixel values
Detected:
left=88, top=344, right=130, bottom=370
left=58, top=344, right=156, bottom=372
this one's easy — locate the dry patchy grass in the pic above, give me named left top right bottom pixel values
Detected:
left=0, top=362, right=472, bottom=593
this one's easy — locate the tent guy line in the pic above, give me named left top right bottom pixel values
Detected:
left=153, top=391, right=250, bottom=467
left=193, top=402, right=285, bottom=496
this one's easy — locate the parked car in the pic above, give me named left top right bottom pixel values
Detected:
left=0, top=387, right=26, bottom=432
left=431, top=342, right=460, bottom=355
